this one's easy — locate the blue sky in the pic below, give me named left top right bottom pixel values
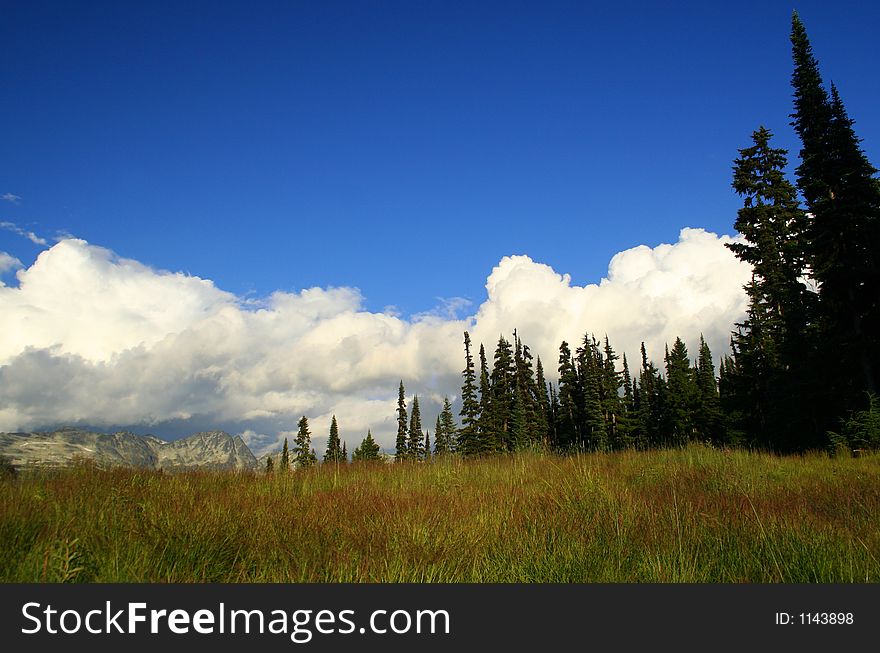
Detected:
left=2, top=1, right=879, bottom=448
left=2, top=0, right=877, bottom=316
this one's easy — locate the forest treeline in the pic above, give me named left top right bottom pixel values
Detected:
left=267, top=13, right=879, bottom=471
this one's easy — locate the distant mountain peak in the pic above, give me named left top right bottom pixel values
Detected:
left=0, top=428, right=258, bottom=472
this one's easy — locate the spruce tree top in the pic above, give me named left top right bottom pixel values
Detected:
left=324, top=415, right=343, bottom=463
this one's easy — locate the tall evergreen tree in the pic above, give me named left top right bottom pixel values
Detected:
left=395, top=380, right=408, bottom=462
left=458, top=332, right=480, bottom=456
left=423, top=430, right=431, bottom=461
left=265, top=455, right=274, bottom=474
left=556, top=341, right=581, bottom=450
left=638, top=342, right=665, bottom=447
left=664, top=338, right=696, bottom=445
left=280, top=437, right=291, bottom=472
left=436, top=396, right=458, bottom=455
left=600, top=336, right=623, bottom=448
left=534, top=355, right=552, bottom=446
left=694, top=336, right=725, bottom=445
left=790, top=12, right=880, bottom=401
left=476, top=344, right=494, bottom=454
left=490, top=335, right=516, bottom=451
left=324, top=415, right=343, bottom=463
left=294, top=416, right=317, bottom=468
left=576, top=335, right=606, bottom=450
left=408, top=395, right=424, bottom=460
left=725, top=126, right=820, bottom=450
left=342, top=441, right=348, bottom=464
left=510, top=334, right=530, bottom=450
left=619, top=354, right=637, bottom=448
left=522, top=345, right=547, bottom=446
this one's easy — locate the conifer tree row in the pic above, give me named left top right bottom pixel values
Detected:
left=450, top=330, right=725, bottom=455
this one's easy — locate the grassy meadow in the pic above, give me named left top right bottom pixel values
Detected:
left=1, top=445, right=878, bottom=582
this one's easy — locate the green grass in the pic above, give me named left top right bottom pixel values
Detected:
left=1, top=445, right=878, bottom=582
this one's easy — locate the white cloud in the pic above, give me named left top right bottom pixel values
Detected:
left=2, top=193, right=21, bottom=204
left=0, top=221, right=48, bottom=246
left=0, top=252, right=22, bottom=277
left=465, top=228, right=750, bottom=377
left=413, top=296, right=473, bottom=321
left=0, top=229, right=750, bottom=451
left=0, top=240, right=236, bottom=362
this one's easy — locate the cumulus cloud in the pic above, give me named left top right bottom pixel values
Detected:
left=467, top=228, right=751, bottom=371
left=0, top=229, right=750, bottom=453
left=0, top=221, right=48, bottom=246
left=0, top=252, right=22, bottom=277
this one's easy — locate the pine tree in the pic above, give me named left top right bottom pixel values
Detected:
left=342, top=441, right=348, bottom=464
left=664, top=338, right=696, bottom=445
left=600, top=336, right=623, bottom=448
left=618, top=354, right=637, bottom=448
left=490, top=336, right=517, bottom=451
left=408, top=395, right=423, bottom=460
left=556, top=341, right=581, bottom=450
left=694, top=336, right=725, bottom=445
left=820, top=84, right=880, bottom=398
left=265, top=455, right=274, bottom=474
left=280, top=437, right=291, bottom=472
left=294, top=416, right=316, bottom=468
left=513, top=338, right=545, bottom=448
left=423, top=430, right=431, bottom=461
left=725, top=126, right=821, bottom=450
left=476, top=343, right=494, bottom=454
left=790, top=12, right=834, bottom=214
left=324, top=415, right=343, bottom=463
left=352, top=429, right=382, bottom=462
left=638, top=342, right=664, bottom=447
left=510, top=334, right=530, bottom=450
left=395, top=381, right=408, bottom=462
left=534, top=355, right=551, bottom=446
left=790, top=12, right=880, bottom=401
left=576, top=335, right=606, bottom=450
left=436, top=397, right=457, bottom=455
left=458, top=332, right=480, bottom=456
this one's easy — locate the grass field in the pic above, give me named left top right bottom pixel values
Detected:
left=1, top=445, right=878, bottom=582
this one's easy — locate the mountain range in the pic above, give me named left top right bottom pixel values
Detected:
left=0, top=427, right=258, bottom=471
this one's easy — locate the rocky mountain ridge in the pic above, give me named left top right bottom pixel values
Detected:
left=0, top=427, right=258, bottom=471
